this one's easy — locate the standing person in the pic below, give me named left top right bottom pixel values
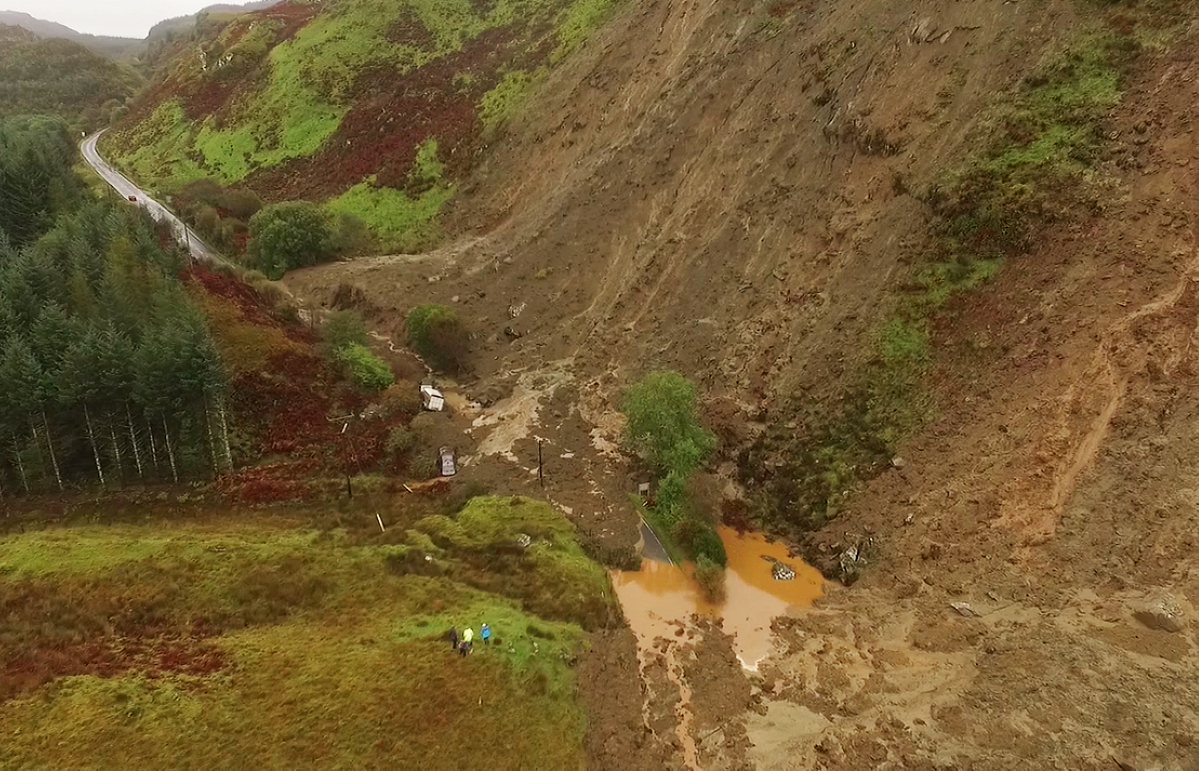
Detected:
left=448, top=626, right=459, bottom=651
left=463, top=627, right=474, bottom=655
left=481, top=624, right=491, bottom=645
left=458, top=640, right=468, bottom=658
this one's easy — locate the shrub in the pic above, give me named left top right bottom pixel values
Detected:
left=335, top=343, right=394, bottom=391
left=386, top=427, right=416, bottom=456
left=405, top=303, right=468, bottom=373
left=329, top=212, right=375, bottom=256
left=322, top=310, right=369, bottom=350
left=655, top=470, right=688, bottom=524
left=623, top=370, right=715, bottom=476
left=222, top=188, right=263, bottom=220
left=247, top=201, right=335, bottom=279
left=377, top=381, right=423, bottom=418
left=694, top=557, right=726, bottom=603
left=690, top=526, right=727, bottom=567
left=409, top=448, right=439, bottom=479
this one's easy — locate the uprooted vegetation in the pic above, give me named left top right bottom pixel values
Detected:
left=182, top=264, right=449, bottom=501
left=742, top=24, right=1143, bottom=545
left=0, top=495, right=611, bottom=768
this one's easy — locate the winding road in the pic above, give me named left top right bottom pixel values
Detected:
left=80, top=130, right=228, bottom=266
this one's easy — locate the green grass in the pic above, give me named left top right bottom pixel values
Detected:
left=480, top=70, right=538, bottom=132
left=0, top=521, right=317, bottom=578
left=194, top=123, right=260, bottom=183
left=935, top=30, right=1129, bottom=256
left=326, top=139, right=454, bottom=250
left=327, top=180, right=453, bottom=252
left=108, top=0, right=628, bottom=248
left=553, top=0, right=619, bottom=60
left=0, top=497, right=608, bottom=768
left=112, top=100, right=208, bottom=191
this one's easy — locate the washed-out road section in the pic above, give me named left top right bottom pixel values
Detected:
left=80, top=130, right=228, bottom=266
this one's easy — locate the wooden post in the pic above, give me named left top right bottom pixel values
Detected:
left=342, top=420, right=353, bottom=499
left=538, top=440, right=544, bottom=488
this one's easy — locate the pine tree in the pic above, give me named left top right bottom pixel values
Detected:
left=60, top=328, right=106, bottom=487
left=0, top=337, right=43, bottom=489
left=97, top=323, right=142, bottom=479
left=31, top=304, right=78, bottom=491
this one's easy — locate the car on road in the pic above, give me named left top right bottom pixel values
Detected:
left=127, top=195, right=137, bottom=202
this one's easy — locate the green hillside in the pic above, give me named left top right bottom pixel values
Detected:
left=0, top=496, right=612, bottom=768
left=104, top=0, right=623, bottom=251
left=0, top=25, right=141, bottom=127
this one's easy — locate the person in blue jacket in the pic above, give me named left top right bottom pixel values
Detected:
left=481, top=623, right=491, bottom=645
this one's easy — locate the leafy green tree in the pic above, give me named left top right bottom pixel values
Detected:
left=247, top=201, right=335, bottom=279
left=0, top=129, right=231, bottom=491
left=624, top=371, right=724, bottom=571
left=0, top=117, right=78, bottom=247
left=96, top=323, right=144, bottom=479
left=622, top=370, right=715, bottom=476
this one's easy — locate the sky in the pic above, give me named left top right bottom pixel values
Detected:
left=2, top=1, right=240, bottom=38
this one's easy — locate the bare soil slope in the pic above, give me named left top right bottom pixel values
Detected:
left=282, top=0, right=1199, bottom=767
left=289, top=0, right=1077, bottom=391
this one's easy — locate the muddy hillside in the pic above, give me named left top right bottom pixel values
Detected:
left=285, top=0, right=1199, bottom=768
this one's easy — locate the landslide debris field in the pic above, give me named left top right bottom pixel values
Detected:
left=279, top=0, right=1199, bottom=767
left=11, top=0, right=1199, bottom=768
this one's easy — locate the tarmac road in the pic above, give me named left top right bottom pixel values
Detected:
left=80, top=130, right=229, bottom=266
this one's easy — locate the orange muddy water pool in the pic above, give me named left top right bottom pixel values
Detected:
left=611, top=526, right=824, bottom=669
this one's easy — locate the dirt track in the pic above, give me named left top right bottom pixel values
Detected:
left=284, top=0, right=1199, bottom=766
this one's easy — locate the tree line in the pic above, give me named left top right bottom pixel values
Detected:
left=0, top=117, right=231, bottom=497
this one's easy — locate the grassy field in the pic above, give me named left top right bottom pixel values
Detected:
left=0, top=495, right=611, bottom=769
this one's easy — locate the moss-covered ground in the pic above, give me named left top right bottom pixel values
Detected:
left=0, top=495, right=611, bottom=769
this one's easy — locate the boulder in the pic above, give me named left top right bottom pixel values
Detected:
left=1133, top=591, right=1186, bottom=633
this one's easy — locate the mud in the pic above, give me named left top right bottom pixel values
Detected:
left=279, top=0, right=1199, bottom=768
left=613, top=527, right=823, bottom=670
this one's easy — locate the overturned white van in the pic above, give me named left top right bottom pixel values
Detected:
left=420, top=384, right=445, bottom=412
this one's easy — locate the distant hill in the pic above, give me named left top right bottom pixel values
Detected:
left=0, top=11, right=140, bottom=58
left=147, top=1, right=280, bottom=41
left=0, top=24, right=141, bottom=125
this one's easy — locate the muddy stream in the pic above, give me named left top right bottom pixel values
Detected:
left=382, top=361, right=824, bottom=768
left=612, top=527, right=824, bottom=767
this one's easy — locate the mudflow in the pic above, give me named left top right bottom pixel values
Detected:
left=285, top=0, right=1199, bottom=767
